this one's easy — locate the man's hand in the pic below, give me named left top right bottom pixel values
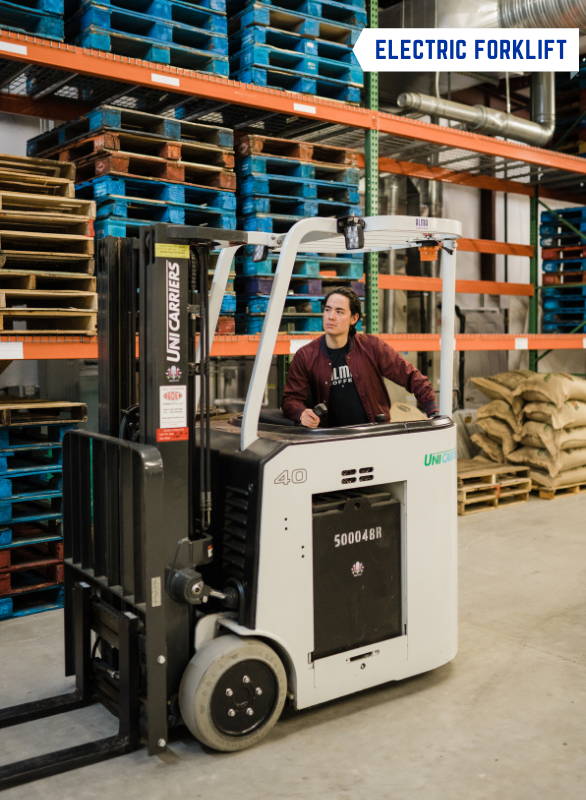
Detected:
left=300, top=408, right=320, bottom=428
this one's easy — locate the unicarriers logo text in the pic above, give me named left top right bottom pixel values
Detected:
left=166, top=260, right=180, bottom=363
left=424, top=448, right=456, bottom=466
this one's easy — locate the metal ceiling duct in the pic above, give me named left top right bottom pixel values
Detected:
left=383, top=0, right=586, bottom=145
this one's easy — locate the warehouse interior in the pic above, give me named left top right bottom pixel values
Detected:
left=0, top=0, right=585, bottom=795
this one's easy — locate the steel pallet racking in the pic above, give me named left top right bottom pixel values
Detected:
left=0, top=26, right=584, bottom=366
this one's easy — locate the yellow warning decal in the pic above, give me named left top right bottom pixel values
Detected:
left=155, top=243, right=190, bottom=259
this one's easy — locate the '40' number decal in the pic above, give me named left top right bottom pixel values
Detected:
left=274, top=469, right=307, bottom=486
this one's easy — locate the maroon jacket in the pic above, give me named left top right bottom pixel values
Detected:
left=281, top=334, right=438, bottom=425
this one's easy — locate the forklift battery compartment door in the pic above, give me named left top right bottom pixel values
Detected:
left=312, top=489, right=402, bottom=660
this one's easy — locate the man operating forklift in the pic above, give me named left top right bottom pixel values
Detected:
left=282, top=287, right=438, bottom=428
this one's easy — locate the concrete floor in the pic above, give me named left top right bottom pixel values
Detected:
left=1, top=494, right=586, bottom=800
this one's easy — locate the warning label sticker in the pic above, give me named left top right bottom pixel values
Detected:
left=155, top=243, right=190, bottom=260
left=156, top=427, right=189, bottom=442
left=159, top=385, right=187, bottom=428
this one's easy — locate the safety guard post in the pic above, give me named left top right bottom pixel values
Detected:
left=439, top=241, right=457, bottom=417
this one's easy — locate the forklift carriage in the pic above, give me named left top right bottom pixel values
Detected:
left=0, top=215, right=461, bottom=787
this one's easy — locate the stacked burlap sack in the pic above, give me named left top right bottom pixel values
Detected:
left=470, top=371, right=586, bottom=489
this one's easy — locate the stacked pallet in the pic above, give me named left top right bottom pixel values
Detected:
left=0, top=399, right=86, bottom=621
left=0, top=0, right=64, bottom=40
left=470, top=371, right=586, bottom=498
left=457, top=460, right=531, bottom=516
left=227, top=0, right=364, bottom=102
left=0, top=154, right=97, bottom=335
left=540, top=206, right=586, bottom=332
left=65, top=0, right=228, bottom=75
left=234, top=132, right=364, bottom=334
left=28, top=106, right=238, bottom=330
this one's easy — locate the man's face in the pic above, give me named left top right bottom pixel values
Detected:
left=323, top=293, right=359, bottom=337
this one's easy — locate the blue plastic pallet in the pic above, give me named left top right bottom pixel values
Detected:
left=76, top=27, right=230, bottom=74
left=233, top=24, right=358, bottom=65
left=542, top=257, right=586, bottom=272
left=231, top=42, right=362, bottom=85
left=240, top=195, right=361, bottom=217
left=540, top=221, right=586, bottom=236
left=28, top=106, right=233, bottom=157
left=540, top=233, right=586, bottom=247
left=0, top=1, right=64, bottom=39
left=94, top=211, right=237, bottom=238
left=0, top=498, right=61, bottom=526
left=95, top=194, right=236, bottom=223
left=240, top=210, right=361, bottom=234
left=237, top=252, right=362, bottom=277
left=0, top=422, right=73, bottom=449
left=232, top=65, right=361, bottom=102
left=0, top=523, right=61, bottom=548
left=74, top=1, right=228, bottom=50
left=77, top=0, right=229, bottom=29
left=542, top=321, right=586, bottom=332
left=221, top=293, right=236, bottom=313
left=541, top=206, right=586, bottom=224
left=238, top=175, right=359, bottom=203
left=238, top=155, right=359, bottom=184
left=236, top=275, right=323, bottom=294
left=237, top=314, right=323, bottom=334
left=0, top=450, right=63, bottom=475
left=0, top=585, right=64, bottom=620
left=76, top=175, right=235, bottom=207
left=239, top=294, right=322, bottom=313
left=0, top=469, right=62, bottom=499
left=5, top=0, right=63, bottom=10
left=230, top=1, right=365, bottom=42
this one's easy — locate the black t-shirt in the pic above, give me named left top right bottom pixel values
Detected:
left=325, top=341, right=368, bottom=426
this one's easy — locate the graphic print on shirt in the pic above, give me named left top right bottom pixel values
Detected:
left=331, top=364, right=352, bottom=386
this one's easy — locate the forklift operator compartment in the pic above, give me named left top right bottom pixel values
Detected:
left=0, top=214, right=461, bottom=787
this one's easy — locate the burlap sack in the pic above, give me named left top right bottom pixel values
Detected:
left=517, top=421, right=586, bottom=457
left=475, top=417, right=517, bottom=456
left=513, top=373, right=586, bottom=407
left=508, top=446, right=586, bottom=477
left=529, top=466, right=586, bottom=488
left=470, top=376, right=523, bottom=414
left=523, top=401, right=586, bottom=430
left=476, top=399, right=521, bottom=434
left=489, top=369, right=535, bottom=390
left=470, top=432, right=504, bottom=462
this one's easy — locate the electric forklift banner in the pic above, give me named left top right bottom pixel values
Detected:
left=353, top=28, right=580, bottom=72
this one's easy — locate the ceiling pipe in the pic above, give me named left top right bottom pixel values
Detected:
left=397, top=72, right=556, bottom=146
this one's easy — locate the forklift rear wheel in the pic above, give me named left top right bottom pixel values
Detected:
left=179, top=634, right=287, bottom=751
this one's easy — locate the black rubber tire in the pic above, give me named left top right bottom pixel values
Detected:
left=178, top=635, right=287, bottom=752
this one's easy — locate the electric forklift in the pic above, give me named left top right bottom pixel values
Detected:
left=0, top=214, right=461, bottom=786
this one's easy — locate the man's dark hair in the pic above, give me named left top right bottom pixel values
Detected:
left=323, top=286, right=362, bottom=335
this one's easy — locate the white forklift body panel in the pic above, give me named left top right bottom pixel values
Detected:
left=196, top=213, right=461, bottom=711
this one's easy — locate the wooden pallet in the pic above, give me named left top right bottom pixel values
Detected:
left=0, top=230, right=95, bottom=259
left=75, top=153, right=237, bottom=190
left=236, top=132, right=360, bottom=166
left=0, top=400, right=87, bottom=426
left=0, top=540, right=64, bottom=572
left=457, top=460, right=531, bottom=516
left=0, top=289, right=97, bottom=311
left=0, top=154, right=75, bottom=182
left=0, top=168, right=74, bottom=198
left=0, top=309, right=96, bottom=335
left=0, top=251, right=95, bottom=275
left=0, top=191, right=95, bottom=219
left=0, top=270, right=96, bottom=291
left=46, top=130, right=235, bottom=169
left=531, top=481, right=586, bottom=500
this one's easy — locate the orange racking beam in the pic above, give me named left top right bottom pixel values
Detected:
left=2, top=31, right=586, bottom=176
left=374, top=156, right=581, bottom=203
left=458, top=238, right=533, bottom=257
left=378, top=275, right=533, bottom=296
left=0, top=92, right=92, bottom=120
left=1, top=333, right=585, bottom=358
